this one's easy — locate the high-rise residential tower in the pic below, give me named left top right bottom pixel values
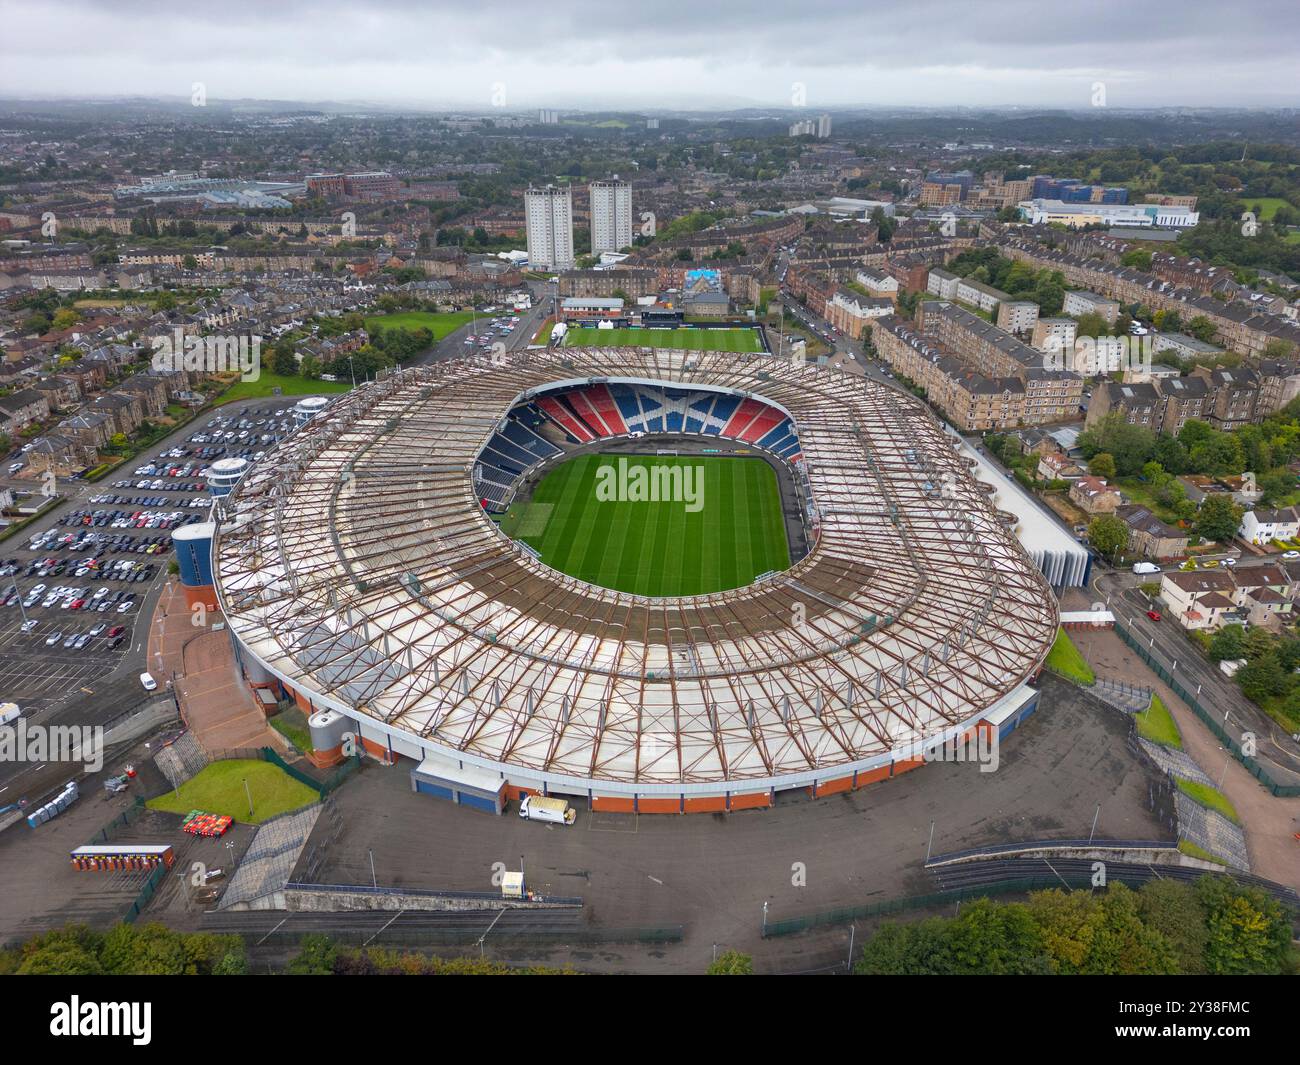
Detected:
left=524, top=184, right=575, bottom=270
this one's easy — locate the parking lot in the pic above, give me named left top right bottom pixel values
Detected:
left=461, top=310, right=528, bottom=356
left=0, top=402, right=304, bottom=707
left=0, top=399, right=310, bottom=808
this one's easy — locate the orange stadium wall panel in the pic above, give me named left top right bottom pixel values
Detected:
left=728, top=791, right=772, bottom=811
left=682, top=795, right=728, bottom=813
left=360, top=735, right=396, bottom=765
left=854, top=766, right=891, bottom=789
left=592, top=795, right=636, bottom=813
left=892, top=758, right=925, bottom=776
left=636, top=797, right=682, bottom=815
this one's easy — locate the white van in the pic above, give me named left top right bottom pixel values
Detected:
left=1131, top=562, right=1161, bottom=575
left=518, top=795, right=575, bottom=825
left=0, top=702, right=20, bottom=727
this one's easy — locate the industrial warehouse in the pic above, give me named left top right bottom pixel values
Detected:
left=203, top=347, right=1059, bottom=813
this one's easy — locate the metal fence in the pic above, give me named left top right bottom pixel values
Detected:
left=123, top=862, right=168, bottom=925
left=200, top=747, right=363, bottom=799
left=761, top=877, right=1097, bottom=937
left=284, top=881, right=584, bottom=906
left=926, top=838, right=1177, bottom=867
left=235, top=923, right=685, bottom=949
left=1114, top=620, right=1300, bottom=798
left=84, top=796, right=147, bottom=845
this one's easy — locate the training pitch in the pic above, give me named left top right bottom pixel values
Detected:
left=509, top=454, right=789, bottom=596
left=563, top=327, right=763, bottom=353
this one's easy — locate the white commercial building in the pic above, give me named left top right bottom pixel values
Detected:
left=524, top=184, right=575, bottom=270
left=589, top=178, right=633, bottom=256
left=1018, top=199, right=1199, bottom=229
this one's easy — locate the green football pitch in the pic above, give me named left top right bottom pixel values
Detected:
left=507, top=454, right=790, bottom=596
left=563, top=327, right=763, bottom=353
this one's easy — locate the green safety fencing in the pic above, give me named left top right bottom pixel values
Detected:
left=761, top=877, right=1097, bottom=937
left=1114, top=620, right=1300, bottom=798
left=124, top=862, right=169, bottom=924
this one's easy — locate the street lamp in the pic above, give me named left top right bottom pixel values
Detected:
left=8, top=582, right=29, bottom=627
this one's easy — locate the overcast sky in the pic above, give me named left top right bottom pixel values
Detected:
left=2, top=0, right=1297, bottom=111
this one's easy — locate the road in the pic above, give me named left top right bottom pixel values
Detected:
left=1093, top=566, right=1300, bottom=785
left=414, top=288, right=556, bottom=367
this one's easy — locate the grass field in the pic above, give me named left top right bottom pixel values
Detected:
left=508, top=454, right=789, bottom=596
left=1135, top=694, right=1182, bottom=749
left=146, top=759, right=319, bottom=824
left=363, top=311, right=476, bottom=339
left=1241, top=197, right=1295, bottom=221
left=563, top=327, right=763, bottom=353
left=217, top=371, right=353, bottom=405
left=1044, top=628, right=1096, bottom=685
left=1175, top=778, right=1240, bottom=825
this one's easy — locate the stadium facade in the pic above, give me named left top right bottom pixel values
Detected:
left=212, top=347, right=1057, bottom=813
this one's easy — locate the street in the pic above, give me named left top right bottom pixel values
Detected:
left=1093, top=567, right=1300, bottom=786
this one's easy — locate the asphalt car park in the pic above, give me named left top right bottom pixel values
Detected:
left=463, top=312, right=525, bottom=356
left=0, top=400, right=294, bottom=721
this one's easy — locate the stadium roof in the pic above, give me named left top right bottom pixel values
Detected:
left=214, top=347, right=1057, bottom=793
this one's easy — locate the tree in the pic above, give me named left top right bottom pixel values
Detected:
left=1088, top=452, right=1117, bottom=479
left=856, top=918, right=955, bottom=975
left=1141, top=460, right=1167, bottom=486
left=1088, top=514, right=1129, bottom=560
left=1196, top=878, right=1291, bottom=975
left=1077, top=413, right=1155, bottom=475
left=941, top=898, right=1049, bottom=974
left=51, top=308, right=80, bottom=331
left=16, top=940, right=102, bottom=975
left=706, top=950, right=754, bottom=974
left=287, top=934, right=338, bottom=975
left=1193, top=494, right=1243, bottom=542
left=271, top=340, right=298, bottom=377
left=1207, top=624, right=1247, bottom=662
left=1138, top=879, right=1209, bottom=975
left=1236, top=654, right=1287, bottom=702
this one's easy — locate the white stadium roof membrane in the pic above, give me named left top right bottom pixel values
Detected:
left=214, top=347, right=1057, bottom=794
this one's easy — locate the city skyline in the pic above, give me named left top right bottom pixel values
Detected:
left=2, top=0, right=1298, bottom=110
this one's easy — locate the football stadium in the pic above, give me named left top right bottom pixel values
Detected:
left=211, top=346, right=1058, bottom=813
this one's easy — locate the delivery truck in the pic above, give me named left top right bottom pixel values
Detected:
left=518, top=795, right=576, bottom=826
